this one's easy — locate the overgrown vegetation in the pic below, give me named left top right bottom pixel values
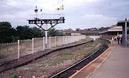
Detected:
left=0, top=22, right=64, bottom=43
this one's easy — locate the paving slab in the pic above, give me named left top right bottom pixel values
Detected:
left=89, top=45, right=129, bottom=78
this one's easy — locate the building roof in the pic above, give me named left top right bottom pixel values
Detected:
left=100, top=26, right=123, bottom=34
left=107, top=26, right=122, bottom=32
left=117, top=19, right=129, bottom=27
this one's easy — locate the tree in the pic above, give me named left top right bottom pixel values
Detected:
left=16, top=26, right=43, bottom=39
left=16, top=26, right=33, bottom=39
left=76, top=28, right=81, bottom=31
left=0, top=22, right=16, bottom=43
left=31, top=27, right=44, bottom=37
left=0, top=22, right=12, bottom=36
left=48, top=28, right=64, bottom=36
left=0, top=22, right=64, bottom=43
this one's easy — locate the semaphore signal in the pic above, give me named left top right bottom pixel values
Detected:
left=28, top=0, right=65, bottom=49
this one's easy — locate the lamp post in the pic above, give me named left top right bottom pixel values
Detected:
left=28, top=6, right=65, bottom=49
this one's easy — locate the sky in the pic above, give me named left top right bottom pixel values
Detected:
left=0, top=0, right=129, bottom=29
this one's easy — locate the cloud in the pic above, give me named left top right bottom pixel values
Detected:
left=0, top=0, right=129, bottom=29
left=60, top=14, right=117, bottom=29
left=83, top=14, right=117, bottom=26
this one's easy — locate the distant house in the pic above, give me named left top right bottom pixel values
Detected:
left=63, top=29, right=82, bottom=36
left=71, top=32, right=81, bottom=36
left=62, top=28, right=100, bottom=36
left=81, top=30, right=100, bottom=36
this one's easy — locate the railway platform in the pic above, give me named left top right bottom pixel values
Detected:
left=70, top=42, right=129, bottom=78
left=89, top=45, right=129, bottom=78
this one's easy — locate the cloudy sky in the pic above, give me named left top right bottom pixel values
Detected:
left=0, top=0, right=129, bottom=29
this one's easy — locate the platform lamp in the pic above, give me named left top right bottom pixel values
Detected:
left=28, top=6, right=65, bottom=49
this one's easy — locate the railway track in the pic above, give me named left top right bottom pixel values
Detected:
left=0, top=39, right=93, bottom=73
left=50, top=43, right=109, bottom=78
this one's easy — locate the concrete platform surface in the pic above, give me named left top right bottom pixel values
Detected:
left=89, top=45, right=129, bottom=78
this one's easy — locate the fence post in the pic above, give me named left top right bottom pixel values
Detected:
left=32, top=38, right=34, bottom=54
left=45, top=30, right=48, bottom=49
left=61, top=36, right=64, bottom=45
left=17, top=40, right=20, bottom=59
left=49, top=37, right=52, bottom=48
left=57, top=36, right=60, bottom=46
left=48, top=37, right=50, bottom=48
left=43, top=37, right=45, bottom=50
left=32, top=76, right=36, bottom=78
left=64, top=36, right=66, bottom=44
left=55, top=36, right=57, bottom=47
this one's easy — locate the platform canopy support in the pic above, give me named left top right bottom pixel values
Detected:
left=117, top=18, right=129, bottom=47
